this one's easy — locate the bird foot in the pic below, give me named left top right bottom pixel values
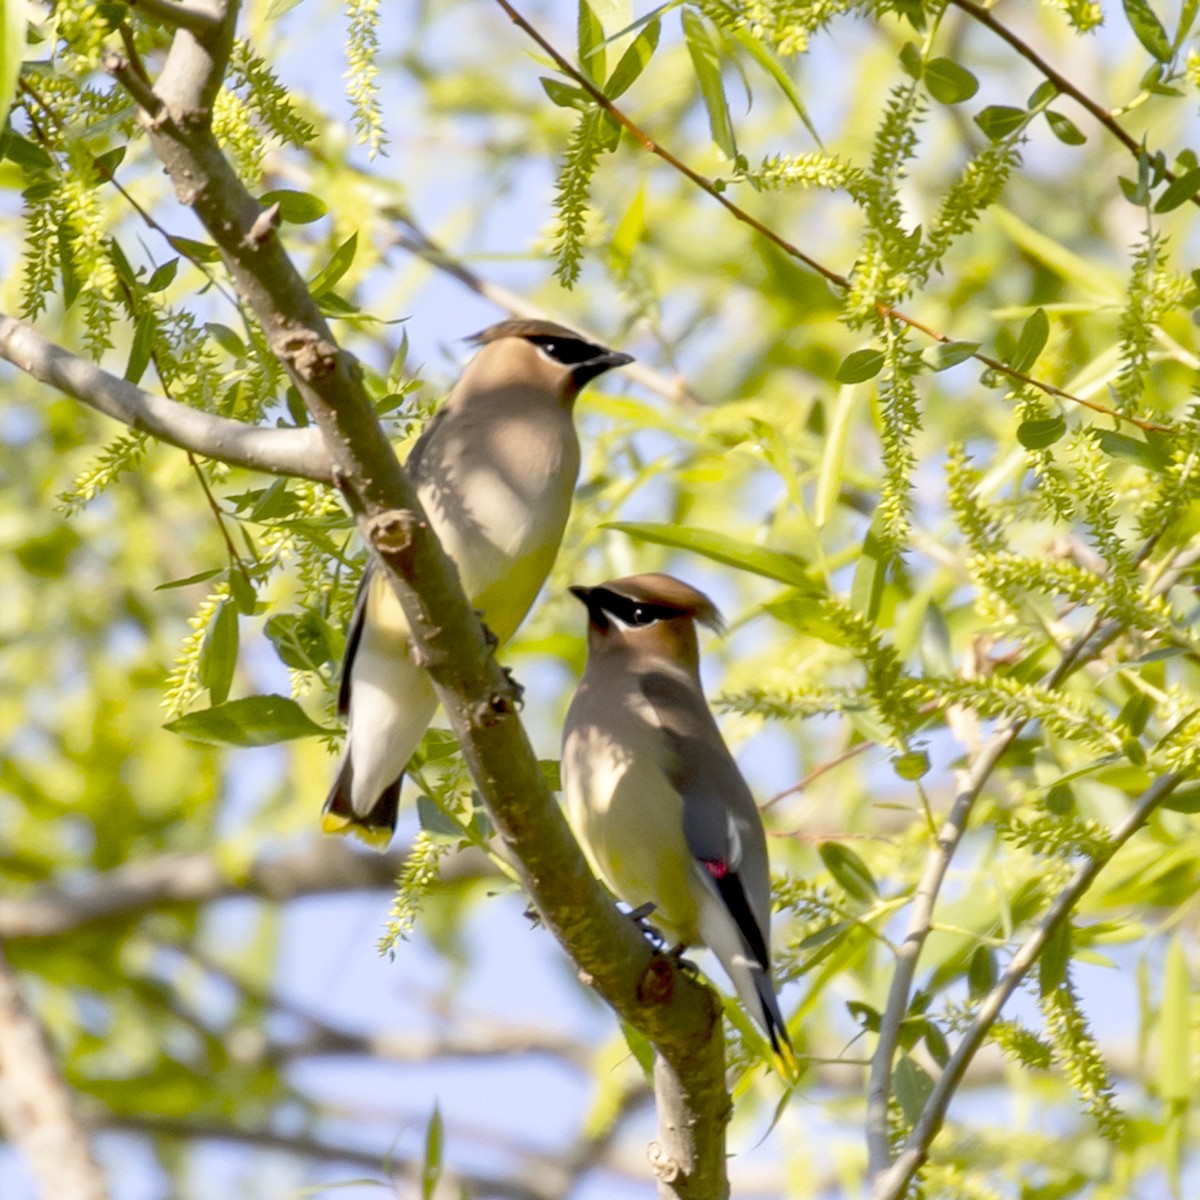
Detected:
left=666, top=942, right=701, bottom=978
left=500, top=665, right=525, bottom=709
left=474, top=611, right=500, bottom=650
left=626, top=902, right=668, bottom=951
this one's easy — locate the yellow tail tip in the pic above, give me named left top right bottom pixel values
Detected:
left=320, top=812, right=393, bottom=851
left=771, top=1037, right=799, bottom=1082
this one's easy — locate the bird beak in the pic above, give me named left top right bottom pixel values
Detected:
left=568, top=585, right=593, bottom=607
left=570, top=350, right=634, bottom=387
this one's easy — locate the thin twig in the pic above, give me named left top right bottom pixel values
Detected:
left=871, top=770, right=1185, bottom=1200
left=102, top=52, right=163, bottom=118
left=949, top=0, right=1198, bottom=209
left=491, top=0, right=1174, bottom=435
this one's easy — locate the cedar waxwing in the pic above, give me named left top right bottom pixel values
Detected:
left=561, top=574, right=793, bottom=1067
left=324, top=319, right=632, bottom=847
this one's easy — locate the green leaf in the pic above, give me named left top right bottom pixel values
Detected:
left=309, top=231, right=357, bottom=295
left=417, top=794, right=465, bottom=839
left=578, top=0, right=605, bottom=83
left=229, top=568, right=257, bottom=615
left=1017, top=415, right=1066, bottom=450
left=898, top=41, right=922, bottom=79
left=146, top=258, right=179, bottom=292
left=154, top=568, right=223, bottom=591
left=264, top=611, right=334, bottom=671
left=125, top=313, right=155, bottom=386
left=1123, top=0, right=1173, bottom=61
left=603, top=521, right=813, bottom=587
left=1028, top=80, right=1059, bottom=109
left=974, top=105, right=1027, bottom=142
left=165, top=695, right=330, bottom=746
left=894, top=1056, right=934, bottom=1125
left=2, top=130, right=53, bottom=170
left=198, top=601, right=239, bottom=706
left=0, top=0, right=26, bottom=132
left=835, top=348, right=885, bottom=383
left=968, top=945, right=996, bottom=998
left=1039, top=921, right=1071, bottom=996
left=258, top=189, right=328, bottom=224
left=421, top=1103, right=444, bottom=1200
left=726, top=24, right=820, bottom=144
left=1046, top=110, right=1086, bottom=145
left=620, top=1020, right=655, bottom=1078
left=167, top=235, right=222, bottom=263
left=1159, top=783, right=1200, bottom=813
left=205, top=322, right=246, bottom=359
left=819, top=842, right=878, bottom=902
left=1154, top=166, right=1200, bottom=213
left=605, top=17, right=660, bottom=100
left=1009, top=307, right=1049, bottom=372
left=541, top=76, right=592, bottom=110
left=1159, top=936, right=1191, bottom=1104
left=682, top=8, right=737, bottom=160
left=893, top=749, right=929, bottom=780
left=921, top=340, right=979, bottom=371
left=924, top=57, right=978, bottom=104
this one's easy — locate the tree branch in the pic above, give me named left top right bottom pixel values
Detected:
left=125, top=0, right=222, bottom=39
left=949, top=0, right=1199, bottom=208
left=0, top=943, right=110, bottom=1200
left=490, top=0, right=1174, bottom=435
left=109, top=5, right=733, bottom=1195
left=871, top=770, right=1186, bottom=1200
left=0, top=313, right=333, bottom=482
left=0, top=841, right=493, bottom=939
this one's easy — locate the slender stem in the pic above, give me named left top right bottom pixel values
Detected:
left=491, top=0, right=1174, bottom=435
left=871, top=770, right=1185, bottom=1200
left=949, top=0, right=1198, bottom=208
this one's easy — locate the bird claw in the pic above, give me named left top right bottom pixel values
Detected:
left=501, top=665, right=525, bottom=709
left=626, top=902, right=668, bottom=951
left=475, top=611, right=500, bottom=650
left=666, top=943, right=700, bottom=977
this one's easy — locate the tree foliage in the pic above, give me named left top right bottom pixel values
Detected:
left=4, top=0, right=1200, bottom=1197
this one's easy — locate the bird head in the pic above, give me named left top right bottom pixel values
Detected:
left=467, top=319, right=633, bottom=404
left=569, top=573, right=723, bottom=673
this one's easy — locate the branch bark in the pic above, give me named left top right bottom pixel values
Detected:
left=0, top=841, right=493, bottom=939
left=871, top=771, right=1185, bottom=1200
left=108, top=3, right=733, bottom=1195
left=0, top=943, right=111, bottom=1200
left=0, top=313, right=333, bottom=482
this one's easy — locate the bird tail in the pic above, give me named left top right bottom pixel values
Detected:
left=752, top=969, right=797, bottom=1080
left=321, top=756, right=402, bottom=851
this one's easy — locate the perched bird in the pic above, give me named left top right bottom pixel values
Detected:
left=324, top=319, right=633, bottom=847
left=562, top=574, right=793, bottom=1066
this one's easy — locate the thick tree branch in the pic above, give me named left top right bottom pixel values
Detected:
left=0, top=943, right=110, bottom=1200
left=871, top=770, right=1186, bottom=1200
left=0, top=841, right=493, bottom=939
left=0, top=313, right=333, bottom=482
left=111, top=5, right=733, bottom=1195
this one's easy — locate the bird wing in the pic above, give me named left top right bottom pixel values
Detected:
left=337, top=560, right=374, bottom=717
left=404, top=404, right=450, bottom=483
left=639, top=669, right=772, bottom=970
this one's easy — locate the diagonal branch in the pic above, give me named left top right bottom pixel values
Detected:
left=871, top=770, right=1185, bottom=1200
left=949, top=0, right=1199, bottom=208
left=491, top=0, right=1174, bottom=436
left=125, top=0, right=222, bottom=39
left=0, top=943, right=110, bottom=1200
left=107, top=4, right=733, bottom=1195
left=0, top=313, right=333, bottom=482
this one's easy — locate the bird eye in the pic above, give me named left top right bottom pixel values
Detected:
left=542, top=341, right=557, bottom=355
left=631, top=606, right=655, bottom=625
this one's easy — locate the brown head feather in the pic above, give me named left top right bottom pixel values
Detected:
left=468, top=318, right=594, bottom=345
left=592, top=573, right=725, bottom=632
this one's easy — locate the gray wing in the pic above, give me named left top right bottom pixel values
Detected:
left=336, top=403, right=447, bottom=716
left=640, top=669, right=773, bottom=967
left=404, top=404, right=450, bottom=483
left=337, top=561, right=374, bottom=717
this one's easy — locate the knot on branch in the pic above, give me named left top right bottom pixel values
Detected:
left=648, top=1142, right=681, bottom=1183
left=472, top=691, right=515, bottom=726
left=636, top=953, right=676, bottom=1008
left=275, top=329, right=339, bottom=381
left=365, top=509, right=421, bottom=555
left=244, top=202, right=280, bottom=250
